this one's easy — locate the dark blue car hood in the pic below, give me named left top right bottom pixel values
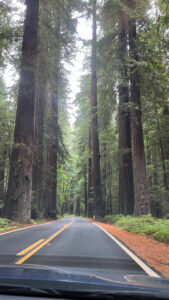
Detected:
left=0, top=265, right=169, bottom=295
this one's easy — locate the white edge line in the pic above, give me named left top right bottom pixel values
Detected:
left=0, top=220, right=57, bottom=236
left=94, top=223, right=160, bottom=278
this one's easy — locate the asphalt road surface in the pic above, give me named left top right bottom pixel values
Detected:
left=0, top=217, right=148, bottom=281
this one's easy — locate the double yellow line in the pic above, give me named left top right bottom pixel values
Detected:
left=15, top=218, right=74, bottom=265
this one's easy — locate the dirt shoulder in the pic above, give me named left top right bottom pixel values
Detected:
left=89, top=219, right=169, bottom=279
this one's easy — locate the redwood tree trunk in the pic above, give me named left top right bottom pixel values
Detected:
left=88, top=126, right=94, bottom=217
left=162, top=103, right=169, bottom=189
left=91, top=0, right=104, bottom=217
left=32, top=0, right=48, bottom=216
left=44, top=91, right=58, bottom=219
left=156, top=106, right=168, bottom=190
left=101, top=143, right=107, bottom=214
left=76, top=198, right=81, bottom=216
left=3, top=0, right=39, bottom=224
left=0, top=148, right=6, bottom=203
left=84, top=163, right=88, bottom=216
left=43, top=17, right=60, bottom=220
left=128, top=11, right=150, bottom=216
left=118, top=10, right=134, bottom=215
left=107, top=160, right=113, bottom=215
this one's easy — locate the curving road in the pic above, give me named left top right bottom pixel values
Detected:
left=0, top=217, right=152, bottom=281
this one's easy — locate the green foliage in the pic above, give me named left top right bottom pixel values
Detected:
left=0, top=0, right=169, bottom=222
left=0, top=218, right=19, bottom=232
left=31, top=219, right=48, bottom=224
left=152, top=229, right=169, bottom=243
left=104, top=214, right=169, bottom=243
left=104, top=214, right=123, bottom=224
left=31, top=204, right=38, bottom=219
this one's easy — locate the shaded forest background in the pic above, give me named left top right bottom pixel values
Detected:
left=0, top=0, right=169, bottom=224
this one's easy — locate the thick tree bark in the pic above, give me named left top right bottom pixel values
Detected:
left=107, top=160, right=113, bottom=215
left=87, top=126, right=94, bottom=217
left=43, top=16, right=61, bottom=219
left=84, top=163, right=88, bottom=216
left=44, top=91, right=58, bottom=219
left=118, top=10, right=134, bottom=215
left=156, top=106, right=168, bottom=190
left=101, top=143, right=107, bottom=213
left=0, top=148, right=6, bottom=203
left=3, top=0, right=39, bottom=224
left=76, top=198, right=81, bottom=216
left=32, top=0, right=48, bottom=216
left=162, top=102, right=169, bottom=188
left=91, top=0, right=104, bottom=217
left=128, top=12, right=150, bottom=216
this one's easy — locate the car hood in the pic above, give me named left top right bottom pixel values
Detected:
left=0, top=265, right=169, bottom=294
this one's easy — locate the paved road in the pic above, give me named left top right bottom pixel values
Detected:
left=0, top=217, right=147, bottom=281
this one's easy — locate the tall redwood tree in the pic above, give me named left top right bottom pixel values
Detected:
left=118, top=8, right=134, bottom=215
left=3, top=0, right=39, bottom=224
left=128, top=1, right=150, bottom=216
left=32, top=0, right=48, bottom=216
left=87, top=126, right=93, bottom=217
left=91, top=0, right=104, bottom=217
left=44, top=89, right=58, bottom=219
left=43, top=17, right=61, bottom=219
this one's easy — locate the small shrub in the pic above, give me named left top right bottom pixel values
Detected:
left=31, top=218, right=47, bottom=224
left=104, top=214, right=123, bottom=224
left=0, top=218, right=19, bottom=232
left=0, top=218, right=12, bottom=227
left=164, top=214, right=169, bottom=220
left=152, top=230, right=169, bottom=243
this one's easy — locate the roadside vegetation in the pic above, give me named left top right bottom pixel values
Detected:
left=0, top=218, right=19, bottom=232
left=104, top=215, right=169, bottom=244
left=31, top=219, right=51, bottom=225
left=0, top=218, right=52, bottom=233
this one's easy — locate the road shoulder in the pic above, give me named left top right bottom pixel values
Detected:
left=87, top=219, right=169, bottom=279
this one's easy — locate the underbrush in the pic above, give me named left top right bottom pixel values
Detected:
left=31, top=218, right=48, bottom=224
left=104, top=214, right=169, bottom=243
left=0, top=216, right=61, bottom=232
left=0, top=218, right=49, bottom=232
left=0, top=218, right=19, bottom=232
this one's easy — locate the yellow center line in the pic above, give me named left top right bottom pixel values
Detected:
left=16, top=239, right=45, bottom=256
left=15, top=218, right=74, bottom=265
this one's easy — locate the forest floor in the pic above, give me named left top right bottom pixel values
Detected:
left=87, top=219, right=169, bottom=279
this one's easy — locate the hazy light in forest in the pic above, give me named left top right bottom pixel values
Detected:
left=68, top=16, right=92, bottom=127
left=3, top=0, right=25, bottom=88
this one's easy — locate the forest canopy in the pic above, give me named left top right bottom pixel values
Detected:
left=0, top=0, right=169, bottom=224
